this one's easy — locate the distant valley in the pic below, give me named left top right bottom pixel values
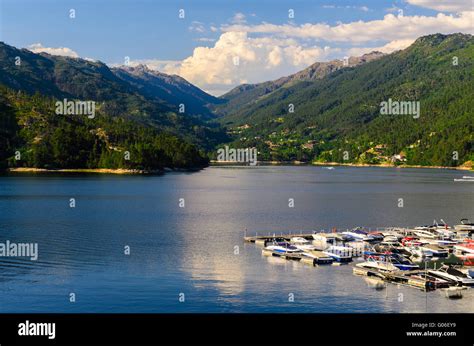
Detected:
left=0, top=33, right=473, bottom=171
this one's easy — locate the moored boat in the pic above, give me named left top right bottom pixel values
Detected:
left=454, top=218, right=474, bottom=232
left=421, top=244, right=449, bottom=258
left=428, top=265, right=474, bottom=286
left=263, top=242, right=302, bottom=256
left=323, top=245, right=353, bottom=263
left=356, top=257, right=399, bottom=272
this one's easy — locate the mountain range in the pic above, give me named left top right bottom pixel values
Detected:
left=215, top=33, right=473, bottom=167
left=0, top=33, right=472, bottom=170
left=213, top=51, right=385, bottom=116
left=0, top=42, right=226, bottom=170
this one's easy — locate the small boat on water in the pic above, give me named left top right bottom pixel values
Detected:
left=311, top=233, right=337, bottom=250
left=362, top=251, right=418, bottom=269
left=382, top=235, right=399, bottom=243
left=356, top=257, right=399, bottom=272
left=342, top=228, right=381, bottom=242
left=311, top=232, right=352, bottom=250
left=290, top=237, right=310, bottom=244
left=374, top=244, right=412, bottom=257
left=405, top=245, right=433, bottom=258
left=428, top=265, right=474, bottom=286
left=424, top=238, right=458, bottom=247
left=290, top=237, right=317, bottom=251
left=454, top=219, right=474, bottom=232
left=323, top=245, right=353, bottom=263
left=413, top=229, right=437, bottom=239
left=264, top=242, right=302, bottom=255
left=420, top=244, right=449, bottom=258
left=388, top=256, right=419, bottom=271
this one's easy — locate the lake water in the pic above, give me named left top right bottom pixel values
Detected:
left=0, top=166, right=473, bottom=313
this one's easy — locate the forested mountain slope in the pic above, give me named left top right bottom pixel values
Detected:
left=216, top=34, right=474, bottom=167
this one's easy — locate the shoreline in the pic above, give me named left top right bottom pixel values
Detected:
left=210, top=160, right=473, bottom=171
left=3, top=167, right=195, bottom=175
left=4, top=162, right=473, bottom=175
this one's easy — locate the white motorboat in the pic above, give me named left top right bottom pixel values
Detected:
left=413, top=229, right=437, bottom=239
left=454, top=219, right=474, bottom=232
left=383, top=235, right=399, bottom=243
left=311, top=233, right=340, bottom=250
left=432, top=228, right=455, bottom=239
left=290, top=236, right=310, bottom=245
left=420, top=244, right=449, bottom=258
left=264, top=242, right=302, bottom=255
left=323, top=245, right=353, bottom=263
left=428, top=265, right=474, bottom=286
left=289, top=237, right=317, bottom=251
left=342, top=228, right=380, bottom=242
left=356, top=257, right=399, bottom=272
left=423, top=238, right=458, bottom=247
left=406, top=245, right=433, bottom=258
left=414, top=225, right=434, bottom=231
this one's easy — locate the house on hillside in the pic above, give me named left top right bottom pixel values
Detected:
left=391, top=154, right=407, bottom=163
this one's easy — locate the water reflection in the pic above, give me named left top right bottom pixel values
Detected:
left=0, top=167, right=473, bottom=312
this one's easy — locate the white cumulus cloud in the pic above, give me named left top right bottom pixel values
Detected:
left=129, top=32, right=338, bottom=95
left=121, top=8, right=473, bottom=96
left=27, top=43, right=79, bottom=57
left=222, top=11, right=473, bottom=43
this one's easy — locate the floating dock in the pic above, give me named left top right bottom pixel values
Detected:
left=246, top=228, right=474, bottom=293
left=352, top=267, right=450, bottom=291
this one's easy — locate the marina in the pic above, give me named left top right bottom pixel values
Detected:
left=1, top=166, right=473, bottom=313
left=245, top=220, right=474, bottom=294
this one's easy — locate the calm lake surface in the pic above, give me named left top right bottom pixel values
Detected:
left=0, top=166, right=473, bottom=313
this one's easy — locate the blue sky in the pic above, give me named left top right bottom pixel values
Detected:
left=1, top=0, right=472, bottom=95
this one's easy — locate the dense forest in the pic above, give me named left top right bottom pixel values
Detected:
left=0, top=41, right=228, bottom=171
left=216, top=33, right=474, bottom=167
left=0, top=87, right=208, bottom=170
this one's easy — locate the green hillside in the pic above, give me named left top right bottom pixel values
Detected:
left=0, top=42, right=227, bottom=151
left=217, top=33, right=474, bottom=167
left=0, top=87, right=208, bottom=170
